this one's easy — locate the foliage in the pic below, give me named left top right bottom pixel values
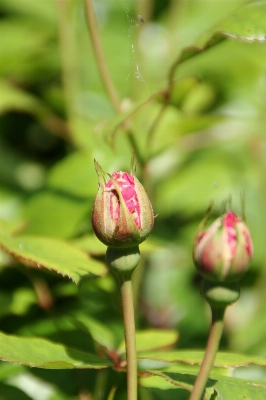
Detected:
left=0, top=0, right=266, bottom=399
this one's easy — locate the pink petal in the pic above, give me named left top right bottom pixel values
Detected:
left=105, top=171, right=141, bottom=228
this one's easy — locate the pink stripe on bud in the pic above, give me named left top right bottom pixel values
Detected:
left=105, top=172, right=141, bottom=228
left=92, top=161, right=154, bottom=248
left=194, top=210, right=253, bottom=283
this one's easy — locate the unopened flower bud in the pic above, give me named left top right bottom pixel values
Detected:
left=193, top=211, right=253, bottom=283
left=92, top=160, right=154, bottom=248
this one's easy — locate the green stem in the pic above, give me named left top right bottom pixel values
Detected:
left=55, top=0, right=79, bottom=139
left=106, top=247, right=139, bottom=400
left=136, top=0, right=153, bottom=22
left=146, top=101, right=167, bottom=148
left=93, top=369, right=108, bottom=400
left=119, top=276, right=138, bottom=400
left=189, top=306, right=225, bottom=400
left=84, top=0, right=121, bottom=112
left=84, top=0, right=147, bottom=166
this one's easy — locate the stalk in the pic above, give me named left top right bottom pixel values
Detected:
left=189, top=306, right=225, bottom=400
left=83, top=0, right=121, bottom=111
left=106, top=246, right=140, bottom=400
left=189, top=280, right=240, bottom=400
left=119, top=275, right=138, bottom=400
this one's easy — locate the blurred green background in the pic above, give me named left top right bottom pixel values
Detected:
left=0, top=0, right=266, bottom=399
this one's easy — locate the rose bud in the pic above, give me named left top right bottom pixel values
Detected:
left=193, top=211, right=253, bottom=283
left=92, top=160, right=154, bottom=248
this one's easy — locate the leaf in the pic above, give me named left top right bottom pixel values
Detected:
left=0, top=80, right=41, bottom=115
left=0, top=382, right=33, bottom=400
left=107, top=387, right=117, bottom=400
left=172, top=1, right=266, bottom=69
left=0, top=290, right=12, bottom=317
left=0, top=0, right=57, bottom=24
left=212, top=373, right=266, bottom=400
left=0, top=234, right=107, bottom=283
left=118, top=329, right=179, bottom=354
left=137, top=350, right=266, bottom=368
left=23, top=190, right=91, bottom=238
left=140, top=370, right=213, bottom=397
left=22, top=152, right=98, bottom=238
left=141, top=370, right=266, bottom=400
left=0, top=19, right=54, bottom=79
left=71, top=314, right=116, bottom=350
left=0, top=331, right=112, bottom=369
left=73, top=233, right=162, bottom=256
left=47, top=151, right=98, bottom=198
left=156, top=151, right=244, bottom=218
left=7, top=288, right=36, bottom=316
left=0, top=362, right=24, bottom=380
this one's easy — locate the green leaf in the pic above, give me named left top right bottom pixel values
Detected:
left=0, top=290, right=12, bottom=317
left=0, top=234, right=107, bottom=283
left=0, top=382, right=33, bottom=400
left=0, top=362, right=24, bottom=380
left=73, top=233, right=162, bottom=257
left=156, top=150, right=244, bottom=217
left=71, top=314, right=116, bottom=350
left=47, top=151, right=97, bottom=198
left=0, top=331, right=112, bottom=369
left=212, top=373, right=266, bottom=400
left=8, top=287, right=36, bottom=316
left=118, top=329, right=178, bottom=354
left=71, top=234, right=107, bottom=255
left=140, top=370, right=212, bottom=397
left=137, top=350, right=266, bottom=368
left=0, top=80, right=41, bottom=115
left=107, top=386, right=117, bottom=400
left=0, top=19, right=55, bottom=79
left=141, top=370, right=266, bottom=400
left=0, top=0, right=57, bottom=24
left=24, top=190, right=91, bottom=238
left=22, top=152, right=98, bottom=238
left=173, top=1, right=266, bottom=67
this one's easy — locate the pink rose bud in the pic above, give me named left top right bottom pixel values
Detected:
left=193, top=211, right=253, bottom=282
left=92, top=160, right=154, bottom=248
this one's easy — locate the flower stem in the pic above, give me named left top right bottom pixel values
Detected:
left=119, top=275, right=138, bottom=400
left=83, top=0, right=121, bottom=112
left=106, top=247, right=139, bottom=400
left=189, top=306, right=225, bottom=400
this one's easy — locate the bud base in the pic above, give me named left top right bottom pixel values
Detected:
left=106, top=246, right=140, bottom=279
left=202, top=279, right=240, bottom=309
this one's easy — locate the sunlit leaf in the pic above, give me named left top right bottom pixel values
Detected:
left=141, top=370, right=266, bottom=400
left=0, top=331, right=112, bottom=369
left=137, top=350, right=266, bottom=367
left=0, top=0, right=57, bottom=24
left=71, top=314, right=116, bottom=350
left=24, top=190, right=91, bottom=238
left=175, top=1, right=266, bottom=67
left=73, top=233, right=161, bottom=256
left=0, top=234, right=107, bottom=283
left=212, top=373, right=266, bottom=400
left=140, top=370, right=212, bottom=397
left=47, top=151, right=97, bottom=198
left=118, top=329, right=179, bottom=354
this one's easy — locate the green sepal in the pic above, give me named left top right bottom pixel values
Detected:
left=94, top=159, right=109, bottom=188
left=106, top=246, right=140, bottom=279
left=202, top=279, right=240, bottom=309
